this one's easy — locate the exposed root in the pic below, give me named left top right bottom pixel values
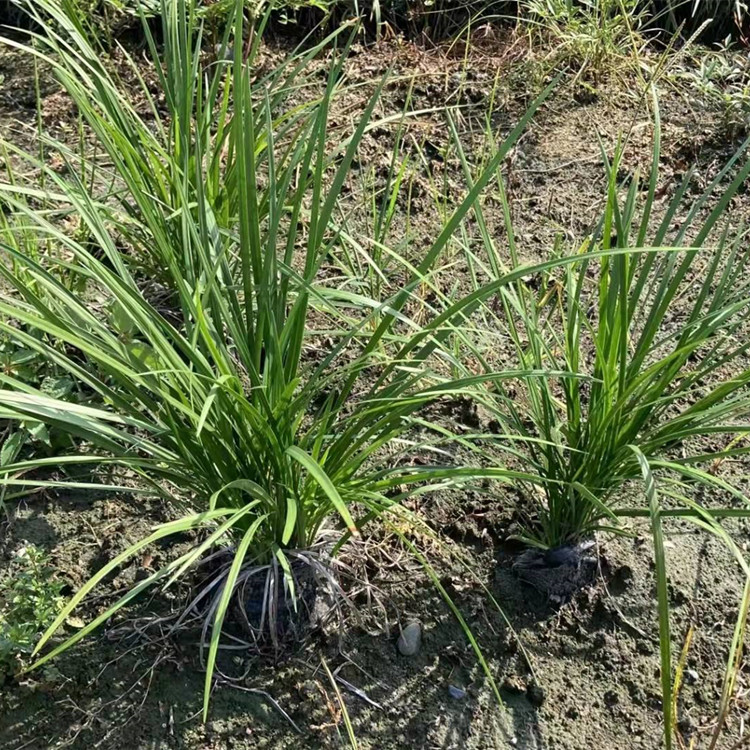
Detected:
left=218, top=681, right=302, bottom=734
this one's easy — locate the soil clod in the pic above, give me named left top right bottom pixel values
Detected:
left=501, top=675, right=525, bottom=695
left=526, top=681, right=546, bottom=708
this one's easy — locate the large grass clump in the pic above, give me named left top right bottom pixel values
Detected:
left=0, top=0, right=560, bottom=718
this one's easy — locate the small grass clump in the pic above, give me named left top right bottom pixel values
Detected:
left=447, top=101, right=750, bottom=747
left=521, top=0, right=649, bottom=80
left=672, top=41, right=750, bottom=136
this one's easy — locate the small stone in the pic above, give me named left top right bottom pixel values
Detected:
left=526, top=681, right=545, bottom=708
left=685, top=669, right=699, bottom=684
left=397, top=621, right=422, bottom=656
left=448, top=684, right=467, bottom=700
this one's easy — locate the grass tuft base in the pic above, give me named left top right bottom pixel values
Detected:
left=512, top=540, right=598, bottom=604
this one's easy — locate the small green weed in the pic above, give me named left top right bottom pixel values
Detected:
left=673, top=41, right=750, bottom=135
left=0, top=336, right=77, bottom=475
left=0, top=545, right=64, bottom=676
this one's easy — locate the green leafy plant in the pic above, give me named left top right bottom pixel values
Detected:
left=671, top=41, right=750, bottom=135
left=521, top=0, right=649, bottom=79
left=0, top=545, right=64, bottom=676
left=0, top=337, right=77, bottom=466
left=0, top=335, right=79, bottom=525
left=0, top=0, right=559, bottom=719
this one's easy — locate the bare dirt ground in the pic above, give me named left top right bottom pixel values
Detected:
left=2, top=26, right=750, bottom=750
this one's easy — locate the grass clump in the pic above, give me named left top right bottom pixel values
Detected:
left=473, top=125, right=750, bottom=550
left=672, top=42, right=750, bottom=136
left=521, top=0, right=649, bottom=80
left=446, top=100, right=750, bottom=748
left=0, top=0, right=558, bottom=719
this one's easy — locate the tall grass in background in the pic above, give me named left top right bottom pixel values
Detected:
left=3, top=0, right=352, bottom=298
left=522, top=0, right=650, bottom=79
left=655, top=1, right=748, bottom=35
left=0, top=0, right=566, bottom=719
